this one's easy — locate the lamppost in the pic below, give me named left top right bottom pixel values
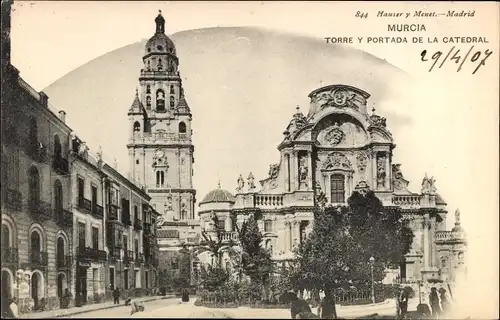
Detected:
left=369, top=256, right=375, bottom=304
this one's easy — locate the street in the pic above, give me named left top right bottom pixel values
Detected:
left=67, top=297, right=180, bottom=318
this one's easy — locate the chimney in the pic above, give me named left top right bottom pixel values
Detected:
left=58, top=110, right=66, bottom=123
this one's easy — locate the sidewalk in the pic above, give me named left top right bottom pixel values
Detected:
left=23, top=294, right=176, bottom=319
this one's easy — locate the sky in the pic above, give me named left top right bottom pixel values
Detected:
left=9, top=2, right=499, bottom=316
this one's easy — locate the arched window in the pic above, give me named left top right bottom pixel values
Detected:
left=54, top=135, right=62, bottom=159
left=170, top=85, right=174, bottom=94
left=54, top=180, right=63, bottom=216
left=28, top=166, right=41, bottom=207
left=57, top=236, right=65, bottom=266
left=2, top=224, right=10, bottom=247
left=169, top=96, right=174, bottom=108
left=146, top=96, right=151, bottom=109
left=146, top=85, right=151, bottom=94
left=330, top=174, right=345, bottom=203
left=441, top=257, right=447, bottom=268
left=156, top=90, right=165, bottom=112
left=179, top=122, right=186, bottom=134
left=157, top=58, right=163, bottom=71
left=133, top=121, right=141, bottom=132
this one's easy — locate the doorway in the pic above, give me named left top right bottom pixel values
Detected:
left=1, top=270, right=12, bottom=300
left=76, top=266, right=88, bottom=305
left=31, top=272, right=42, bottom=310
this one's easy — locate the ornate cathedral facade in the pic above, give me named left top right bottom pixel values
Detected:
left=198, top=84, right=467, bottom=285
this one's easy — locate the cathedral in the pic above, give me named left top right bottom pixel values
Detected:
left=128, top=12, right=467, bottom=289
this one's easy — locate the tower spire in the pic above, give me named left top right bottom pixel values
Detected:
left=155, top=10, right=165, bottom=34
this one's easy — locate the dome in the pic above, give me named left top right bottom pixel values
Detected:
left=145, top=33, right=177, bottom=56
left=200, top=183, right=235, bottom=205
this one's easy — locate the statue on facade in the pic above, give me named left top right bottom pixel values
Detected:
left=299, top=163, right=308, bottom=182
left=268, top=164, right=280, bottom=179
left=236, top=174, right=245, bottom=193
left=96, top=145, right=103, bottom=162
left=324, top=122, right=344, bottom=146
left=247, top=172, right=256, bottom=191
left=376, top=157, right=386, bottom=188
left=421, top=173, right=437, bottom=194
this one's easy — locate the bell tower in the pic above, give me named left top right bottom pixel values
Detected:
left=127, top=11, right=195, bottom=223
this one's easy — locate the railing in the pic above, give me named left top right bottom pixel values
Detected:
left=52, top=156, right=69, bottom=174
left=108, top=205, right=119, bottom=220
left=140, top=70, right=180, bottom=77
left=136, top=253, right=145, bottom=263
left=29, top=200, right=52, bottom=220
left=30, top=251, right=49, bottom=266
left=129, top=131, right=191, bottom=144
left=134, top=218, right=143, bottom=230
left=78, top=247, right=107, bottom=262
left=392, top=195, right=421, bottom=208
left=25, top=141, right=47, bottom=163
left=56, top=254, right=73, bottom=269
left=78, top=198, right=92, bottom=213
left=55, top=208, right=73, bottom=227
left=93, top=204, right=104, bottom=219
left=221, top=232, right=238, bottom=242
left=4, top=189, right=22, bottom=211
left=2, top=247, right=19, bottom=264
left=109, top=247, right=121, bottom=260
left=254, top=194, right=284, bottom=208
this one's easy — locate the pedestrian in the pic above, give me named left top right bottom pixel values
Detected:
left=398, top=287, right=409, bottom=317
left=286, top=291, right=312, bottom=319
left=429, top=287, right=441, bottom=317
left=439, top=288, right=449, bottom=314
left=317, top=289, right=337, bottom=319
left=113, top=287, right=120, bottom=305
left=181, top=287, right=190, bottom=302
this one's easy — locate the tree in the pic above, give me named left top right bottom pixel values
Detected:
left=295, top=190, right=414, bottom=319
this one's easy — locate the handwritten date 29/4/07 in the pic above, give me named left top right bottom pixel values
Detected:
left=421, top=46, right=493, bottom=75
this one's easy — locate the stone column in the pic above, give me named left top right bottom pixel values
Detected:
left=423, top=218, right=430, bottom=268
left=130, top=150, right=135, bottom=181
left=371, top=151, right=377, bottom=190
left=293, top=151, right=299, bottom=191
left=326, top=174, right=331, bottom=203
left=307, top=151, right=313, bottom=190
left=284, top=221, right=290, bottom=251
left=176, top=149, right=181, bottom=188
left=385, top=152, right=391, bottom=190
left=284, top=153, right=290, bottom=192
left=142, top=149, right=146, bottom=186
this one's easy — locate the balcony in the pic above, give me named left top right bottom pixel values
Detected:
left=56, top=255, right=73, bottom=269
left=78, top=247, right=107, bottom=262
left=25, top=142, right=47, bottom=163
left=78, top=198, right=92, bottom=213
left=108, top=204, right=119, bottom=221
left=124, top=250, right=134, bottom=265
left=2, top=247, right=19, bottom=264
left=55, top=208, right=73, bottom=227
left=122, top=214, right=132, bottom=226
left=135, top=252, right=145, bottom=264
left=134, top=218, right=143, bottom=230
left=29, top=201, right=52, bottom=221
left=52, top=156, right=69, bottom=175
left=4, top=189, right=22, bottom=211
left=92, top=204, right=104, bottom=219
left=30, top=251, right=49, bottom=266
left=108, top=247, right=121, bottom=260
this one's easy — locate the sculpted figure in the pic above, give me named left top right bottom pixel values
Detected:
left=236, top=174, right=245, bottom=193
left=247, top=172, right=256, bottom=191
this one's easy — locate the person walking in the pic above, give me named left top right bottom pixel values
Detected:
left=113, top=287, right=120, bottom=305
left=429, top=287, right=442, bottom=317
left=439, top=288, right=449, bottom=315
left=398, top=287, right=409, bottom=317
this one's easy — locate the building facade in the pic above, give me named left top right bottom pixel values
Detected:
left=198, top=84, right=467, bottom=286
left=126, top=12, right=200, bottom=289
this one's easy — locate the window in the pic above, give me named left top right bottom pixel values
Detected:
left=264, top=220, right=273, bottom=233
left=54, top=180, right=63, bottom=215
left=124, top=269, right=129, bottom=289
left=170, top=85, right=174, bottom=94
left=156, top=171, right=165, bottom=188
left=169, top=96, right=174, bottom=107
left=28, top=166, right=40, bottom=206
left=157, top=58, right=163, bottom=71
left=458, top=252, right=464, bottom=265
left=2, top=224, right=10, bottom=248
left=92, top=226, right=99, bottom=249
left=146, top=96, right=151, bottom=109
left=146, top=85, right=151, bottom=94
left=133, top=122, right=140, bottom=132
left=217, top=219, right=225, bottom=230
left=136, top=159, right=139, bottom=164
left=109, top=268, right=115, bottom=289
left=134, top=206, right=138, bottom=221
left=91, top=185, right=97, bottom=214
left=441, top=258, right=447, bottom=268
left=29, top=117, right=38, bottom=144
left=156, top=90, right=165, bottom=111
left=123, top=235, right=128, bottom=252
left=179, top=122, right=186, bottom=133
left=134, top=239, right=139, bottom=257
left=78, top=177, right=85, bottom=205
left=54, top=135, right=62, bottom=158
left=330, top=174, right=345, bottom=203
left=135, top=269, right=140, bottom=288
left=78, top=222, right=86, bottom=252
